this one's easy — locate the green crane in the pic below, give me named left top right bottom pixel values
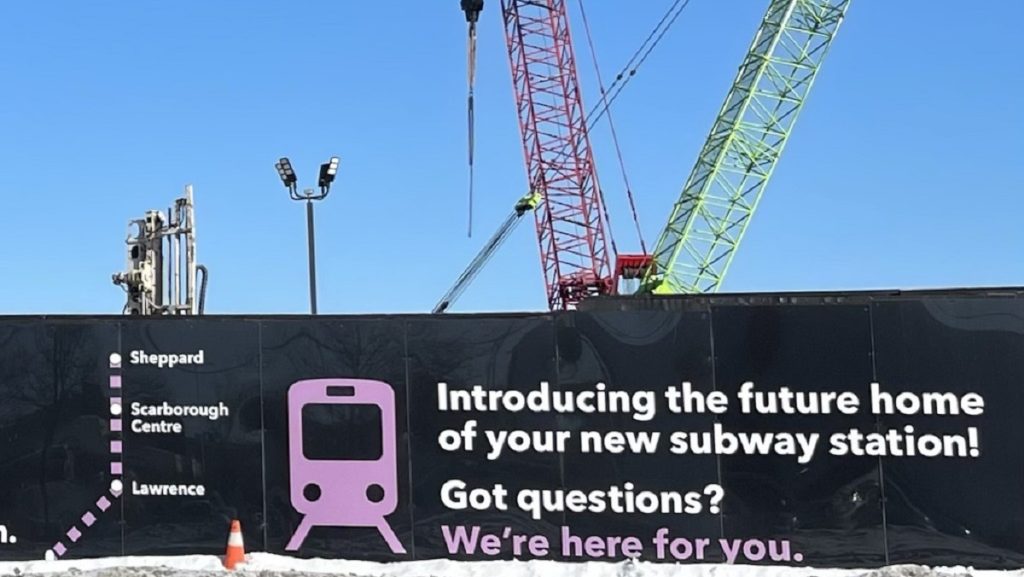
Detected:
left=640, top=0, right=852, bottom=295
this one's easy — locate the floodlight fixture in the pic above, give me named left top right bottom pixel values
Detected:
left=318, top=156, right=340, bottom=190
left=276, top=157, right=298, bottom=191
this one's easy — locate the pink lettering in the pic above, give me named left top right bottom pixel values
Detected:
left=480, top=534, right=501, bottom=555
left=441, top=525, right=482, bottom=554
left=560, top=527, right=645, bottom=559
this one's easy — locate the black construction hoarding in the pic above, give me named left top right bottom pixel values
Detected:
left=0, top=288, right=1022, bottom=568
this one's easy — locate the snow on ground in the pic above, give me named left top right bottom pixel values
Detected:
left=0, top=554, right=1018, bottom=577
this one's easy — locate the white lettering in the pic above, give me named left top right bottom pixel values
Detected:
left=870, top=382, right=985, bottom=415
left=0, top=524, right=15, bottom=544
left=130, top=419, right=183, bottom=434
left=440, top=479, right=508, bottom=511
left=129, top=401, right=229, bottom=421
left=436, top=381, right=657, bottom=421
left=131, top=481, right=206, bottom=497
left=128, top=350, right=205, bottom=368
left=668, top=424, right=820, bottom=464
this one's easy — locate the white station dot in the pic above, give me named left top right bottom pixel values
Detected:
left=45, top=549, right=56, bottom=561
left=109, top=352, right=122, bottom=366
left=110, top=403, right=122, bottom=416
left=111, top=479, right=123, bottom=493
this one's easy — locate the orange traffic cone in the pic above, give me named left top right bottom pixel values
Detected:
left=224, top=519, right=246, bottom=570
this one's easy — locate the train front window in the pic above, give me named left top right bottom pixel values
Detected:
left=301, top=403, right=383, bottom=461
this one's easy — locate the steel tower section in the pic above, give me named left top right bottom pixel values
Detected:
left=501, top=0, right=614, bottom=310
left=641, top=0, right=851, bottom=295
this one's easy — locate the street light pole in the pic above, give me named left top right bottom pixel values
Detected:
left=275, top=156, right=339, bottom=315
left=304, top=191, right=318, bottom=314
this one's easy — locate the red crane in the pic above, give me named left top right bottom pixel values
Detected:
left=462, top=0, right=615, bottom=311
left=501, top=0, right=614, bottom=310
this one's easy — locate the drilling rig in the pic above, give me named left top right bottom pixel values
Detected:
left=112, top=184, right=209, bottom=315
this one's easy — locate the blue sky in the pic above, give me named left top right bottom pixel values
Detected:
left=0, top=1, right=1021, bottom=315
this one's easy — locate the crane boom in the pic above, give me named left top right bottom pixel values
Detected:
left=641, top=0, right=851, bottom=295
left=501, top=0, right=614, bottom=310
left=433, top=192, right=541, bottom=313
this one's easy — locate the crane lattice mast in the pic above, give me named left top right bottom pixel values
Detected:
left=501, top=0, right=614, bottom=310
left=641, top=0, right=851, bottom=295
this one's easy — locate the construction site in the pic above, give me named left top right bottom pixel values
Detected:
left=0, top=1, right=1022, bottom=576
left=109, top=0, right=854, bottom=317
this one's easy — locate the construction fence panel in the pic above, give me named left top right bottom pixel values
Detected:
left=0, top=293, right=1019, bottom=567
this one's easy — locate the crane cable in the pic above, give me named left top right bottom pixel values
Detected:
left=467, top=20, right=478, bottom=238
left=465, top=0, right=691, bottom=245
left=571, top=0, right=694, bottom=255
left=582, top=0, right=693, bottom=131
left=576, top=0, right=646, bottom=256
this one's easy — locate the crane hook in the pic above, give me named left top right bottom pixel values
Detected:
left=461, top=0, right=484, bottom=23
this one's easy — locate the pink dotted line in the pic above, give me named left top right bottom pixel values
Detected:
left=47, top=354, right=124, bottom=561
